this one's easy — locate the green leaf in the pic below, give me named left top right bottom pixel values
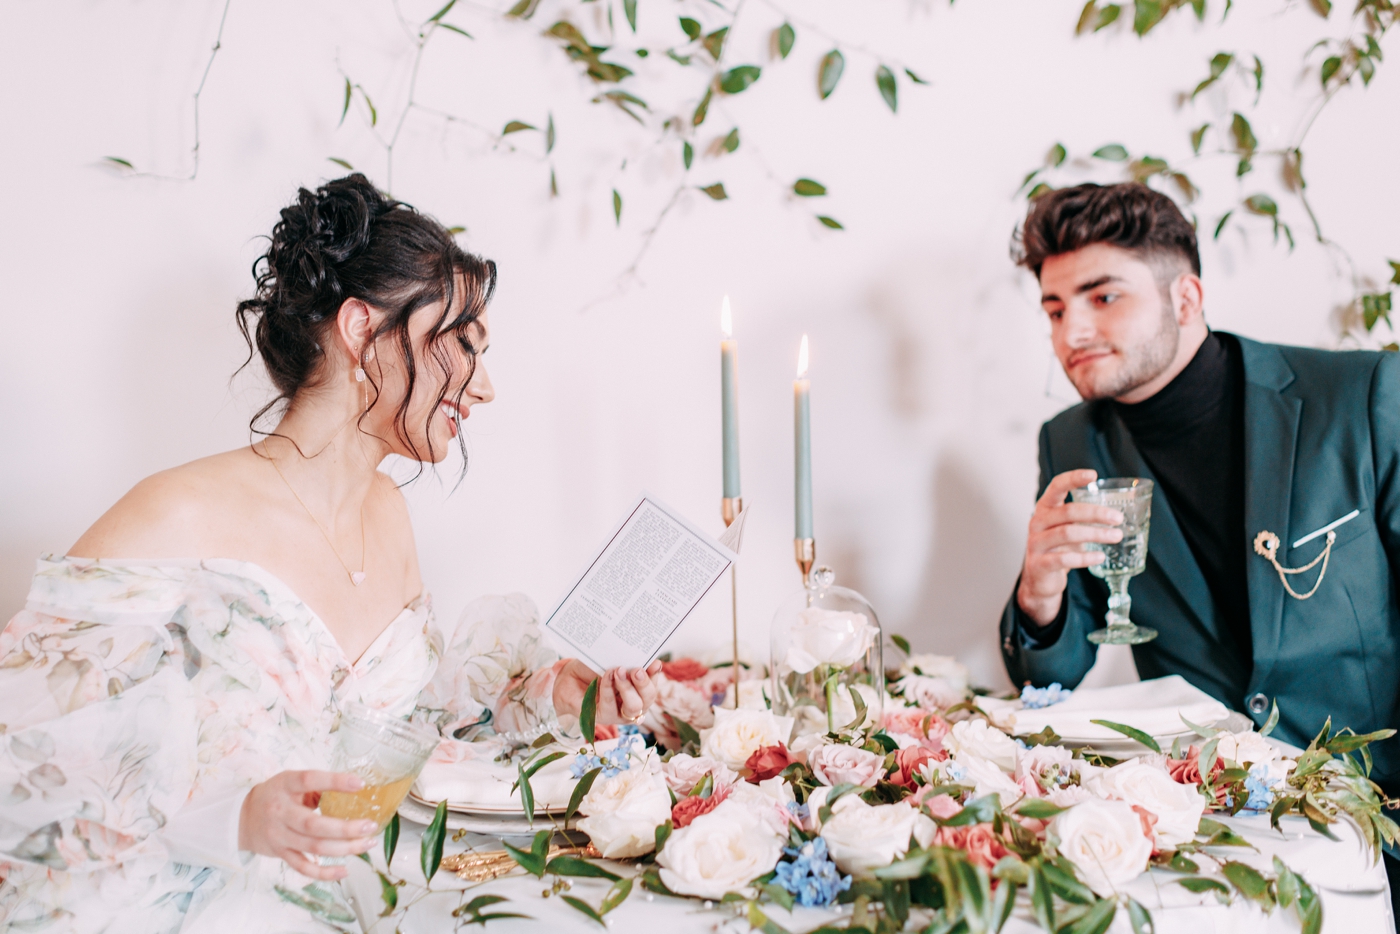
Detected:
left=517, top=762, right=536, bottom=822
left=1190, top=123, right=1210, bottom=154
left=1214, top=211, right=1233, bottom=239
left=776, top=23, right=795, bottom=59
left=1014, top=798, right=1068, bottom=819
left=1192, top=52, right=1234, bottom=99
left=1309, top=0, right=1332, bottom=16
left=600, top=877, right=633, bottom=915
left=377, top=870, right=398, bottom=915
left=891, top=634, right=912, bottom=655
left=1221, top=861, right=1268, bottom=899
left=941, top=794, right=1001, bottom=827
left=1252, top=54, right=1264, bottom=97
left=842, top=685, right=868, bottom=731
left=548, top=855, right=621, bottom=880
left=904, top=68, right=930, bottom=85
left=817, top=215, right=844, bottom=229
left=359, top=87, right=377, bottom=127
left=1134, top=0, right=1167, bottom=35
left=623, top=0, right=637, bottom=32
left=873, top=852, right=930, bottom=880
left=1260, top=699, right=1280, bottom=736
left=561, top=895, right=606, bottom=925
left=437, top=22, right=473, bottom=38
left=550, top=168, right=558, bottom=198
left=762, top=881, right=796, bottom=912
left=328, top=157, right=354, bottom=171
left=1095, top=4, right=1122, bottom=31
left=1049, top=142, right=1068, bottom=166
left=700, top=183, right=728, bottom=200
left=1230, top=112, right=1257, bottom=155
left=720, top=65, right=761, bottom=94
left=1388, top=260, right=1400, bottom=286
left=1067, top=897, right=1116, bottom=934
left=674, top=717, right=702, bottom=749
left=1090, top=719, right=1162, bottom=753
left=1358, top=54, right=1376, bottom=85
left=793, top=178, right=828, bottom=197
left=818, top=50, right=845, bottom=99
left=505, top=0, right=539, bottom=16
left=421, top=800, right=447, bottom=884
left=1031, top=865, right=1056, bottom=931
left=1092, top=143, right=1129, bottom=161
left=383, top=812, right=400, bottom=867
left=722, top=128, right=740, bottom=153
left=502, top=829, right=551, bottom=878
left=1169, top=853, right=1199, bottom=872
left=566, top=767, right=602, bottom=823
left=1076, top=0, right=1100, bottom=34
left=654, top=819, right=673, bottom=855
left=1179, top=876, right=1231, bottom=895
left=1244, top=194, right=1278, bottom=216
left=693, top=86, right=712, bottom=126
left=1041, top=860, right=1095, bottom=905
left=339, top=78, right=352, bottom=126
left=503, top=120, right=536, bottom=134
left=612, top=189, right=622, bottom=226
left=1126, top=899, right=1153, bottom=934
left=545, top=113, right=556, bottom=154
left=580, top=678, right=599, bottom=745
left=1027, top=182, right=1054, bottom=200
left=680, top=18, right=701, bottom=40
left=426, top=0, right=457, bottom=25
left=876, top=65, right=898, bottom=112
left=682, top=141, right=694, bottom=170
left=1321, top=55, right=1342, bottom=86
left=702, top=27, right=729, bottom=61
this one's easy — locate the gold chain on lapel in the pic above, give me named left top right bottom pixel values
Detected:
left=1253, top=529, right=1336, bottom=600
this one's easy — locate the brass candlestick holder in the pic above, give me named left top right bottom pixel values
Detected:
left=795, top=537, right=815, bottom=587
left=722, top=497, right=742, bottom=708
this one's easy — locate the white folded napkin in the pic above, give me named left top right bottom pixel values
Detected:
left=1011, top=675, right=1230, bottom=741
left=414, top=739, right=584, bottom=812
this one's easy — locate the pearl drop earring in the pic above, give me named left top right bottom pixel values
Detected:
left=354, top=367, right=366, bottom=382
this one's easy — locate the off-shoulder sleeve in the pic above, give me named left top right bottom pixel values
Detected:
left=0, top=559, right=200, bottom=872
left=415, top=593, right=565, bottom=741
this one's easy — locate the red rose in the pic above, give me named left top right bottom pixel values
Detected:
left=744, top=744, right=794, bottom=783
left=892, top=746, right=938, bottom=788
left=662, top=658, right=710, bottom=682
left=671, top=783, right=732, bottom=828
left=933, top=822, right=1009, bottom=871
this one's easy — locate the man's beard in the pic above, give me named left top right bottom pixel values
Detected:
left=1068, top=304, right=1180, bottom=401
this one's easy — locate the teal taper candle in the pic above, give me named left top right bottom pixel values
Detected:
left=794, top=335, right=813, bottom=539
left=720, top=296, right=741, bottom=499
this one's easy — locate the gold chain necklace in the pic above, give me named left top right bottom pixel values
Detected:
left=263, top=442, right=368, bottom=586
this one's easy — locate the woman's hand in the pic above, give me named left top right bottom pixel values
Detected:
left=553, top=659, right=663, bottom=725
left=238, top=771, right=379, bottom=880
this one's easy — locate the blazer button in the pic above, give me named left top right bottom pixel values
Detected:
left=1246, top=693, right=1269, bottom=715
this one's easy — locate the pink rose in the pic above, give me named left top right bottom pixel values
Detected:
left=891, top=746, right=939, bottom=788
left=662, top=658, right=710, bottom=681
left=661, top=753, right=739, bottom=795
left=809, top=744, right=887, bottom=788
left=671, top=784, right=733, bottom=829
left=882, top=708, right=950, bottom=752
left=933, top=823, right=1008, bottom=871
left=911, top=790, right=963, bottom=820
left=656, top=674, right=715, bottom=730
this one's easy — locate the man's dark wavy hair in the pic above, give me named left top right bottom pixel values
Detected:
left=1013, top=182, right=1201, bottom=281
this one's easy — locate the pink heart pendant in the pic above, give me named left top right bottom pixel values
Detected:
left=350, top=572, right=366, bottom=586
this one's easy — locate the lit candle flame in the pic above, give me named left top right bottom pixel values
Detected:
left=796, top=334, right=809, bottom=378
left=720, top=295, right=732, bottom=338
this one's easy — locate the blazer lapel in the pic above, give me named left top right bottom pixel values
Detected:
left=1236, top=337, right=1301, bottom=687
left=1093, top=405, right=1218, bottom=634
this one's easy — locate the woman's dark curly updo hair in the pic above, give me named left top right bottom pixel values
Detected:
left=236, top=173, right=496, bottom=470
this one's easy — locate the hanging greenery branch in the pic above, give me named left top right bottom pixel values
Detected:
left=1023, top=0, right=1396, bottom=348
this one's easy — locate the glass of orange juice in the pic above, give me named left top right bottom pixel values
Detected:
left=319, top=702, right=441, bottom=833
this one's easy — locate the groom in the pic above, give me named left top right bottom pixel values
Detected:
left=997, top=182, right=1400, bottom=890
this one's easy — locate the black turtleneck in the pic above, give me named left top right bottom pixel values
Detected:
left=1114, top=331, right=1252, bottom=675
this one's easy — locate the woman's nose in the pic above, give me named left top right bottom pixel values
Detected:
left=470, top=363, right=495, bottom=404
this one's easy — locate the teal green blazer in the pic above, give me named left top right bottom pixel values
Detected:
left=1000, top=335, right=1400, bottom=792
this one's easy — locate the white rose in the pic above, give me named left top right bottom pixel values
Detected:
left=723, top=679, right=771, bottom=711
left=809, top=744, right=887, bottom=788
left=790, top=705, right=830, bottom=739
left=1086, top=760, right=1205, bottom=847
left=1046, top=784, right=1093, bottom=808
left=576, top=765, right=672, bottom=858
left=1215, top=731, right=1279, bottom=768
left=699, top=707, right=794, bottom=772
left=726, top=777, right=795, bottom=836
left=946, top=719, right=1019, bottom=772
left=896, top=675, right=966, bottom=710
left=656, top=799, right=784, bottom=899
left=820, top=796, right=936, bottom=876
left=954, top=754, right=1024, bottom=802
left=899, top=654, right=971, bottom=688
left=1051, top=799, right=1153, bottom=896
left=660, top=753, right=738, bottom=795
left=784, top=608, right=877, bottom=674
left=656, top=675, right=715, bottom=730
left=790, top=731, right=832, bottom=763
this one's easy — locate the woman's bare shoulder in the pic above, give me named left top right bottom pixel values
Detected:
left=68, top=448, right=265, bottom=559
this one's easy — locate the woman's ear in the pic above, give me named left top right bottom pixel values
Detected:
left=334, top=298, right=374, bottom=367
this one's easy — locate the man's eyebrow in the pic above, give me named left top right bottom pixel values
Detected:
left=1074, top=275, right=1123, bottom=294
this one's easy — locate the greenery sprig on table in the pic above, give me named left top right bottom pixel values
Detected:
left=1019, top=0, right=1397, bottom=347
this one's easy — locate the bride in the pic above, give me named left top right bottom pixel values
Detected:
left=0, top=174, right=661, bottom=932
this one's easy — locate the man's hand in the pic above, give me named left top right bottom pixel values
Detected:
left=1017, top=468, right=1124, bottom=627
left=553, top=659, right=663, bottom=724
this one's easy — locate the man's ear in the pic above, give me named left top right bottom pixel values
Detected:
left=334, top=298, right=374, bottom=367
left=1172, top=272, right=1205, bottom=327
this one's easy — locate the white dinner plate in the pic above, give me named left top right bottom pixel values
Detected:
left=399, top=795, right=570, bottom=835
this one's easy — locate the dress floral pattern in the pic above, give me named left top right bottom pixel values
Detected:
left=0, top=557, right=561, bottom=933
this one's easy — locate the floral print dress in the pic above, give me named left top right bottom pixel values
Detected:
left=0, top=557, right=561, bottom=933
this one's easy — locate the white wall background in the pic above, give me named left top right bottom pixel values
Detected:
left=2, top=0, right=1396, bottom=690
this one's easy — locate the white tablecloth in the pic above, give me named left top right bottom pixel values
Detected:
left=345, top=810, right=1394, bottom=934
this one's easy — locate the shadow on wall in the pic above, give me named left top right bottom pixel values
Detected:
left=908, top=452, right=1021, bottom=692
